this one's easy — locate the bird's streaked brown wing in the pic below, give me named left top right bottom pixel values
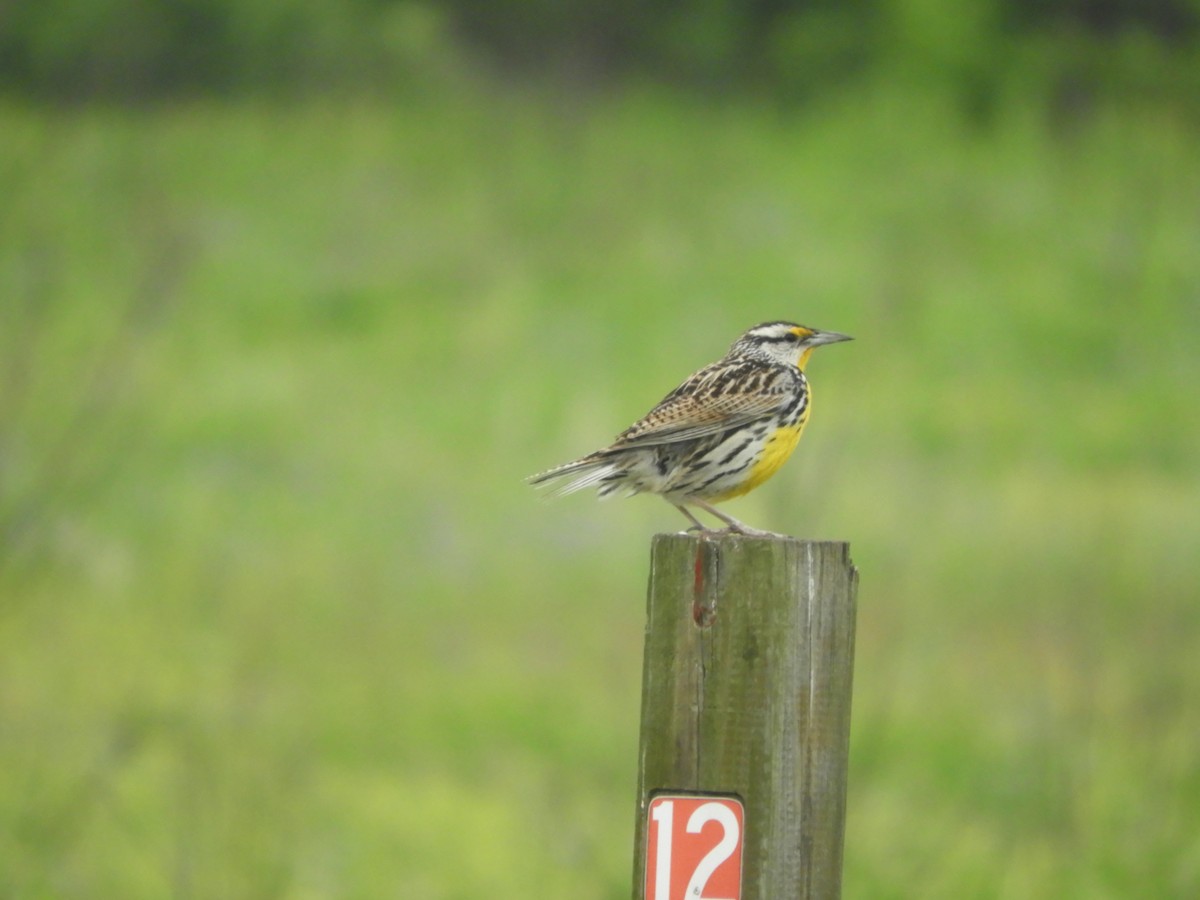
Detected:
left=607, top=360, right=794, bottom=449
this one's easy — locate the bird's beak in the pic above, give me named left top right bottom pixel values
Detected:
left=808, top=330, right=853, bottom=346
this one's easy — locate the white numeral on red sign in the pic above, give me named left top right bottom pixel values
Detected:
left=684, top=803, right=740, bottom=898
left=651, top=800, right=675, bottom=899
left=645, top=795, right=744, bottom=900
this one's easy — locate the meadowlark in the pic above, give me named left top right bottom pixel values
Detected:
left=529, top=321, right=852, bottom=536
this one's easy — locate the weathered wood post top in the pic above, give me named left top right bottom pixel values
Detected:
left=633, top=532, right=858, bottom=900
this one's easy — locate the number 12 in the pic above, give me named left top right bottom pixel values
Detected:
left=649, top=798, right=742, bottom=899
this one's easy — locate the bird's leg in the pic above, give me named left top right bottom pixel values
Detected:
left=690, top=500, right=779, bottom=538
left=671, top=503, right=711, bottom=533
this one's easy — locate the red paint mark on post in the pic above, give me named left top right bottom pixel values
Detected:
left=692, top=541, right=715, bottom=627
left=645, top=794, right=744, bottom=900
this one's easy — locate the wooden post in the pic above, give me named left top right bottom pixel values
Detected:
left=632, top=533, right=858, bottom=900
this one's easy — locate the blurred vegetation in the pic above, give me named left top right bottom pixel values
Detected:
left=1, top=2, right=1199, bottom=898
left=3, top=0, right=1200, bottom=111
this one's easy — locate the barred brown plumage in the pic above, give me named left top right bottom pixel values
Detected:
left=528, top=321, right=852, bottom=536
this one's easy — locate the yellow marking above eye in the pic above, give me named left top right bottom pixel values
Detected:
left=790, top=326, right=814, bottom=339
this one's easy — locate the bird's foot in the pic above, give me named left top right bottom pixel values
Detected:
left=723, top=523, right=786, bottom=538
left=679, top=524, right=724, bottom=538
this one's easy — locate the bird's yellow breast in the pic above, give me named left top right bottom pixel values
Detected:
left=731, top=422, right=804, bottom=497
left=707, top=404, right=811, bottom=503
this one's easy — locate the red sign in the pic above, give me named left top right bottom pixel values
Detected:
left=644, top=794, right=744, bottom=900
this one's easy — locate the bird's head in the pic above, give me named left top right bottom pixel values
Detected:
left=731, top=321, right=853, bottom=370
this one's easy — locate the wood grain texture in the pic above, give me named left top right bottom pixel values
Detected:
left=632, top=533, right=858, bottom=899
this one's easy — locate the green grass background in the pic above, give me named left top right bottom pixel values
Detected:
left=1, top=84, right=1198, bottom=897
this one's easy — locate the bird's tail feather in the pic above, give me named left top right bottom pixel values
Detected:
left=527, top=456, right=624, bottom=498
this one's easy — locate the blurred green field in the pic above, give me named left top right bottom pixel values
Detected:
left=1, top=85, right=1198, bottom=897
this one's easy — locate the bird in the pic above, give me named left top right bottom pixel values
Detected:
left=528, top=321, right=852, bottom=536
